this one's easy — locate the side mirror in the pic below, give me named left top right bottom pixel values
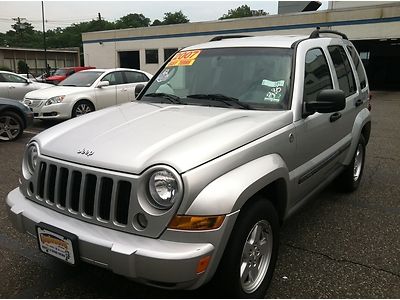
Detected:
left=135, top=84, right=145, bottom=98
left=97, top=81, right=110, bottom=88
left=304, top=89, right=345, bottom=116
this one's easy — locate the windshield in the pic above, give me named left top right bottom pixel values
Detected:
left=59, top=71, right=104, bottom=87
left=53, top=68, right=69, bottom=76
left=142, top=47, right=293, bottom=110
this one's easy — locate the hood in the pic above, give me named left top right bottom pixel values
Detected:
left=31, top=82, right=53, bottom=89
left=25, top=86, right=90, bottom=100
left=34, top=102, right=293, bottom=174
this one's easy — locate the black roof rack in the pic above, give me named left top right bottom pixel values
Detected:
left=209, top=35, right=252, bottom=42
left=309, top=27, right=348, bottom=40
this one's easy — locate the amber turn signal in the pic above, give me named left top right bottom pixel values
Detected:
left=196, top=256, right=211, bottom=274
left=168, top=215, right=225, bottom=230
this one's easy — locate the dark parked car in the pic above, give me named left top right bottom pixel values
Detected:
left=0, top=98, right=33, bottom=141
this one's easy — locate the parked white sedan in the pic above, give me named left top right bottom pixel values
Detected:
left=23, top=68, right=152, bottom=119
left=0, top=71, right=52, bottom=100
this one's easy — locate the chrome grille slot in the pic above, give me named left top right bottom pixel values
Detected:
left=46, top=164, right=57, bottom=203
left=98, top=177, right=113, bottom=221
left=37, top=162, right=47, bottom=199
left=70, top=171, right=82, bottom=212
left=115, top=181, right=131, bottom=225
left=83, top=174, right=97, bottom=216
left=57, top=167, right=69, bottom=207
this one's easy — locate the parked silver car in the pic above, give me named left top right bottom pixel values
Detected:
left=23, top=68, right=152, bottom=120
left=6, top=30, right=371, bottom=297
left=0, top=71, right=52, bottom=100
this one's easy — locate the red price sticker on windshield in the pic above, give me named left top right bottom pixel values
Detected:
left=167, top=50, right=202, bottom=67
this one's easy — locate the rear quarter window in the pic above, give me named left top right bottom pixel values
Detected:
left=327, top=45, right=357, bottom=97
left=347, top=46, right=367, bottom=89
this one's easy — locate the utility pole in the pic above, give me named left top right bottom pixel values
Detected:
left=41, top=1, right=48, bottom=76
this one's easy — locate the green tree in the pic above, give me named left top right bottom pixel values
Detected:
left=115, top=13, right=150, bottom=29
left=162, top=11, right=189, bottom=25
left=151, top=19, right=163, bottom=26
left=17, top=60, right=29, bottom=73
left=219, top=5, right=268, bottom=20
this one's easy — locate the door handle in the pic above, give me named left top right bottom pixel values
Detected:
left=8, top=86, right=15, bottom=89
left=330, top=112, right=342, bottom=122
left=355, top=99, right=363, bottom=107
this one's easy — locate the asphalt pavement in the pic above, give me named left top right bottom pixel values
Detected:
left=0, top=91, right=399, bottom=298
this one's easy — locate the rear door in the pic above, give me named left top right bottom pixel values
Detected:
left=326, top=45, right=359, bottom=164
left=294, top=47, right=347, bottom=200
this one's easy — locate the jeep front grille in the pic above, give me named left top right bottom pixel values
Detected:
left=30, top=159, right=135, bottom=231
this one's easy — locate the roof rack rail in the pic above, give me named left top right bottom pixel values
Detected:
left=209, top=35, right=252, bottom=42
left=309, top=27, right=348, bottom=40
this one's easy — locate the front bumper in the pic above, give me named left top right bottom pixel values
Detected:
left=31, top=102, right=71, bottom=120
left=6, top=188, right=222, bottom=289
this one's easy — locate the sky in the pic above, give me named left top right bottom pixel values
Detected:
left=0, top=0, right=329, bottom=33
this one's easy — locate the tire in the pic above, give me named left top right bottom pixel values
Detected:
left=71, top=101, right=94, bottom=118
left=337, top=135, right=366, bottom=192
left=210, top=199, right=279, bottom=298
left=0, top=111, right=23, bottom=142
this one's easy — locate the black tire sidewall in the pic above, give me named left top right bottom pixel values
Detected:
left=211, top=199, right=279, bottom=298
left=0, top=111, right=23, bottom=141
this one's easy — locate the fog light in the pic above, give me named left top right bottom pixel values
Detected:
left=134, top=213, right=148, bottom=230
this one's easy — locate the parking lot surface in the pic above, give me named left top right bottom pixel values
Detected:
left=0, top=91, right=399, bottom=298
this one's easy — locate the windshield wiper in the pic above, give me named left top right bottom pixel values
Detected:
left=187, top=94, right=251, bottom=109
left=60, top=84, right=77, bottom=87
left=144, top=93, right=184, bottom=104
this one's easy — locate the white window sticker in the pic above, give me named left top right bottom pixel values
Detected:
left=261, top=79, right=285, bottom=88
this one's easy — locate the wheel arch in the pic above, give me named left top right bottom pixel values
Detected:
left=185, top=154, right=289, bottom=222
left=0, top=106, right=26, bottom=128
left=343, top=108, right=371, bottom=165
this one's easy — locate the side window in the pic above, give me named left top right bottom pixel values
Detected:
left=3, top=73, right=27, bottom=83
left=304, top=48, right=333, bottom=103
left=327, top=45, right=357, bottom=97
left=124, top=71, right=148, bottom=83
left=347, top=46, right=367, bottom=89
left=101, top=72, right=124, bottom=86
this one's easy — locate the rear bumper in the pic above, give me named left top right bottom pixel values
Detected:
left=6, top=188, right=221, bottom=290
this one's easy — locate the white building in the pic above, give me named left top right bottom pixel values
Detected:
left=82, top=2, right=400, bottom=89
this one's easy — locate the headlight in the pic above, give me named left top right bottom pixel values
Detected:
left=148, top=169, right=179, bottom=209
left=25, top=143, right=39, bottom=175
left=45, top=95, right=65, bottom=106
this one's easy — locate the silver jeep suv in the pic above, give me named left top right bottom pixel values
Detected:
left=6, top=29, right=371, bottom=298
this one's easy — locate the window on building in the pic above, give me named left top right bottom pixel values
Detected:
left=304, top=48, right=333, bottom=103
left=145, top=49, right=159, bottom=64
left=347, top=46, right=367, bottom=89
left=328, top=45, right=357, bottom=97
left=164, top=48, right=178, bottom=61
left=124, top=71, right=149, bottom=83
left=101, top=71, right=124, bottom=85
